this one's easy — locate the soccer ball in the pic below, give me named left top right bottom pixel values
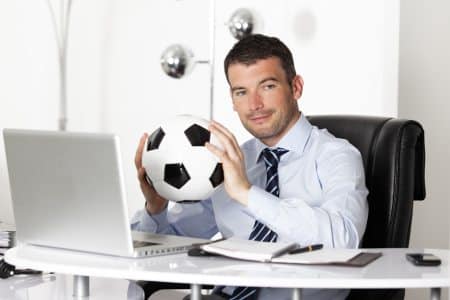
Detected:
left=142, top=115, right=224, bottom=202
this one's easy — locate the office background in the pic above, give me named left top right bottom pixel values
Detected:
left=0, top=1, right=448, bottom=299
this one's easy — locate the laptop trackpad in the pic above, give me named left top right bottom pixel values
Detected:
left=133, top=240, right=161, bottom=248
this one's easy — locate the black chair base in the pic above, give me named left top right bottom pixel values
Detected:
left=347, top=288, right=405, bottom=300
left=136, top=281, right=215, bottom=300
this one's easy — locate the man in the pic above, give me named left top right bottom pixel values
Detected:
left=132, top=34, right=368, bottom=300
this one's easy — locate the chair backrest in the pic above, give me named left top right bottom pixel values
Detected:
left=308, top=115, right=425, bottom=300
left=308, top=115, right=426, bottom=300
left=308, top=115, right=426, bottom=248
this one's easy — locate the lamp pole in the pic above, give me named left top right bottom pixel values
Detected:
left=45, top=0, right=73, bottom=131
left=208, top=0, right=216, bottom=120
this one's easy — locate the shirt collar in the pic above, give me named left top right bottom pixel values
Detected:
left=254, top=112, right=313, bottom=164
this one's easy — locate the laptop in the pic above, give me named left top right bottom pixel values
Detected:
left=3, top=128, right=207, bottom=258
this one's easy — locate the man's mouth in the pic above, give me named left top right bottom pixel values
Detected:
left=249, top=113, right=271, bottom=123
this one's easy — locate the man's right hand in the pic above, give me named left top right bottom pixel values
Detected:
left=135, top=133, right=168, bottom=215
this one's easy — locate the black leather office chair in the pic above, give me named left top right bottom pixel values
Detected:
left=140, top=115, right=426, bottom=300
left=307, top=115, right=426, bottom=300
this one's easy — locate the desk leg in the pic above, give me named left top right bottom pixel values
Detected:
left=190, top=283, right=201, bottom=300
left=431, top=287, right=441, bottom=300
left=292, top=288, right=302, bottom=300
left=73, top=275, right=90, bottom=297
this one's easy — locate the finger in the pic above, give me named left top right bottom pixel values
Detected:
left=209, top=123, right=243, bottom=161
left=209, top=121, right=236, bottom=149
left=135, top=133, right=148, bottom=169
left=138, top=167, right=153, bottom=191
left=210, top=121, right=242, bottom=159
left=210, top=120, right=233, bottom=138
left=205, top=142, right=229, bottom=164
left=208, top=125, right=240, bottom=161
left=210, top=121, right=238, bottom=145
left=137, top=166, right=147, bottom=182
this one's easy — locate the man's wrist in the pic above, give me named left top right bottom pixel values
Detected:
left=145, top=201, right=167, bottom=216
left=234, top=184, right=251, bottom=206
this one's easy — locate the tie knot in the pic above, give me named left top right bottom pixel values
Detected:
left=261, top=147, right=288, bottom=166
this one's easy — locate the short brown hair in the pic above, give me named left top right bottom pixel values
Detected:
left=224, top=34, right=297, bottom=85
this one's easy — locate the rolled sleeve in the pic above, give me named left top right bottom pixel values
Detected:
left=247, top=185, right=321, bottom=245
left=130, top=207, right=172, bottom=234
left=247, top=185, right=279, bottom=220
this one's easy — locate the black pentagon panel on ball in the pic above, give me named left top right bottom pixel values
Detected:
left=164, top=163, right=191, bottom=189
left=209, top=163, right=224, bottom=188
left=184, top=124, right=210, bottom=146
left=147, top=127, right=165, bottom=151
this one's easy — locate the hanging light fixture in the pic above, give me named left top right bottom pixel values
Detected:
left=227, top=8, right=254, bottom=40
left=160, top=45, right=195, bottom=79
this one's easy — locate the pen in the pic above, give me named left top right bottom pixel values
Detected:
left=288, top=244, right=323, bottom=255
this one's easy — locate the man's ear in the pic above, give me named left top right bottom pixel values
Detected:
left=292, top=75, right=304, bottom=99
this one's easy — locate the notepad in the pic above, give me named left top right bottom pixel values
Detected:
left=272, top=248, right=362, bottom=264
left=198, top=238, right=381, bottom=267
left=200, top=238, right=298, bottom=262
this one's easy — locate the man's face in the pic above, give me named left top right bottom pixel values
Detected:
left=227, top=57, right=303, bottom=146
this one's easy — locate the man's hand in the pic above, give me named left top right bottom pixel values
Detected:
left=135, top=133, right=168, bottom=214
left=206, top=121, right=251, bottom=206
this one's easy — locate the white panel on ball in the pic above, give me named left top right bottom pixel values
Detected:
left=142, top=115, right=224, bottom=202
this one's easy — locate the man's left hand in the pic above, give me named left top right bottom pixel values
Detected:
left=206, top=121, right=251, bottom=206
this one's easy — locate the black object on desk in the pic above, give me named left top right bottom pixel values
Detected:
left=187, top=246, right=220, bottom=257
left=0, top=259, right=42, bottom=279
left=406, top=253, right=441, bottom=266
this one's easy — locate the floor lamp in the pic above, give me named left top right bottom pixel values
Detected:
left=160, top=3, right=255, bottom=120
left=45, top=0, right=73, bottom=131
left=44, top=3, right=92, bottom=293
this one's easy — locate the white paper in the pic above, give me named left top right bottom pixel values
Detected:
left=272, top=248, right=360, bottom=264
left=201, top=238, right=297, bottom=262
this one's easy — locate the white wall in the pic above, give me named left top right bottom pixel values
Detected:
left=0, top=0, right=111, bottom=222
left=399, top=0, right=450, bottom=299
left=213, top=0, right=399, bottom=143
left=0, top=1, right=60, bottom=223
left=1, top=0, right=399, bottom=231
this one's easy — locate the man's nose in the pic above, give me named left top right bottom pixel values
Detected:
left=249, top=92, right=263, bottom=110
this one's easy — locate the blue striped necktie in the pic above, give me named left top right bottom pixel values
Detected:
left=228, top=147, right=288, bottom=300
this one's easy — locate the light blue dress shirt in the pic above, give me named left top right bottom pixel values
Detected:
left=131, top=113, right=369, bottom=300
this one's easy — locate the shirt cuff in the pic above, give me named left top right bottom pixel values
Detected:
left=130, top=206, right=170, bottom=233
left=247, top=185, right=280, bottom=220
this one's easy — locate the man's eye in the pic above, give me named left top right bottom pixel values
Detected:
left=263, top=84, right=276, bottom=90
left=234, top=90, right=246, bottom=97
